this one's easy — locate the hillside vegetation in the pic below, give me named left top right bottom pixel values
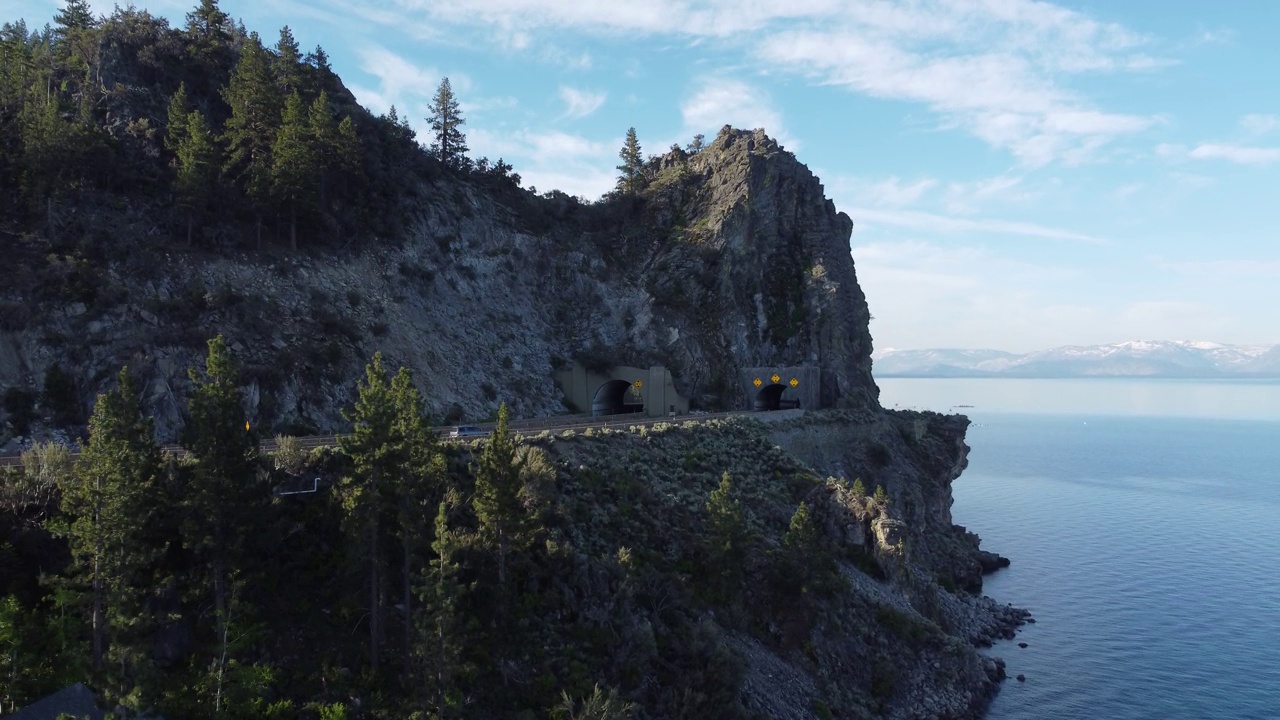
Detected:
left=2, top=338, right=1022, bottom=719
left=0, top=3, right=1022, bottom=718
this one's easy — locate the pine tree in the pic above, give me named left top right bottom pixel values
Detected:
left=0, top=25, right=33, bottom=117
left=335, top=114, right=362, bottom=197
left=472, top=403, right=522, bottom=597
left=53, top=0, right=96, bottom=42
left=221, top=32, right=280, bottom=247
left=308, top=45, right=331, bottom=75
left=175, top=109, right=219, bottom=245
left=185, top=0, right=230, bottom=42
left=271, top=91, right=316, bottom=251
left=704, top=472, right=749, bottom=600
left=418, top=499, right=465, bottom=718
left=385, top=105, right=415, bottom=145
left=616, top=127, right=644, bottom=194
left=165, top=82, right=191, bottom=156
left=184, top=0, right=232, bottom=72
left=390, top=366, right=444, bottom=678
left=308, top=91, right=338, bottom=206
left=780, top=501, right=837, bottom=596
left=58, top=368, right=161, bottom=685
left=339, top=353, right=400, bottom=673
left=337, top=116, right=359, bottom=165
left=274, top=25, right=303, bottom=95
left=426, top=77, right=467, bottom=170
left=182, top=336, right=261, bottom=695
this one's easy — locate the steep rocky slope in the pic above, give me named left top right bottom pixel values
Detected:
left=516, top=413, right=1024, bottom=720
left=1, top=127, right=876, bottom=444
left=0, top=124, right=1032, bottom=716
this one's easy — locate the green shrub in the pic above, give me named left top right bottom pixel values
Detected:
left=873, top=485, right=889, bottom=505
left=850, top=478, right=867, bottom=498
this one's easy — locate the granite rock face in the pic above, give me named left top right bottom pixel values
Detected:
left=0, top=128, right=878, bottom=444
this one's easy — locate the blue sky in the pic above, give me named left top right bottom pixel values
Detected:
left=11, top=0, right=1280, bottom=351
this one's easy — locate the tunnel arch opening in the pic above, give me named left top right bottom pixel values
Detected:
left=592, top=379, right=645, bottom=416
left=754, top=383, right=800, bottom=411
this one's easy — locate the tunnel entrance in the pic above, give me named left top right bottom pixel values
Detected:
left=592, top=379, right=645, bottom=416
left=753, top=383, right=800, bottom=411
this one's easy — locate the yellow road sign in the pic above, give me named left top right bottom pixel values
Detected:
left=771, top=374, right=781, bottom=384
left=753, top=378, right=763, bottom=387
left=790, top=378, right=800, bottom=388
left=632, top=380, right=643, bottom=388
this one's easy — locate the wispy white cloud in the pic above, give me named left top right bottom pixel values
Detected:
left=1240, top=114, right=1279, bottom=138
left=322, top=0, right=1166, bottom=166
left=1188, top=143, right=1280, bottom=165
left=468, top=127, right=616, bottom=198
left=1162, top=141, right=1280, bottom=166
left=558, top=86, right=607, bottom=119
left=348, top=44, right=442, bottom=120
left=943, top=175, right=1028, bottom=215
left=852, top=240, right=1093, bottom=350
left=681, top=77, right=795, bottom=149
left=856, top=177, right=938, bottom=208
left=851, top=208, right=1106, bottom=244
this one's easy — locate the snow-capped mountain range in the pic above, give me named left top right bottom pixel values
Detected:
left=872, top=340, right=1280, bottom=378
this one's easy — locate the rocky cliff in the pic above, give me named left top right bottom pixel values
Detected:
left=2, top=116, right=1026, bottom=717
left=0, top=127, right=876, bottom=445
left=522, top=413, right=1026, bottom=720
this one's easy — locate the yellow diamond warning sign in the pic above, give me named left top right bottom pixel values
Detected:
left=790, top=378, right=800, bottom=388
left=771, top=374, right=781, bottom=384
left=753, top=378, right=763, bottom=387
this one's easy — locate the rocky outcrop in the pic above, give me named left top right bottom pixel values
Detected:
left=1, top=128, right=877, bottom=445
left=540, top=414, right=1025, bottom=720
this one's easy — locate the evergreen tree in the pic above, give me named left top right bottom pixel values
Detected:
left=274, top=25, right=303, bottom=95
left=418, top=499, right=466, bottom=718
left=221, top=32, right=280, bottom=246
left=472, top=403, right=522, bottom=597
left=426, top=77, right=467, bottom=170
left=686, top=133, right=705, bottom=154
left=784, top=502, right=818, bottom=557
left=18, top=86, right=102, bottom=230
left=385, top=105, right=415, bottom=145
left=339, top=353, right=400, bottom=673
left=307, top=44, right=331, bottom=75
left=389, top=366, right=443, bottom=677
left=0, top=24, right=33, bottom=116
left=270, top=91, right=316, bottom=251
left=182, top=335, right=261, bottom=698
left=616, top=127, right=644, bottom=194
left=308, top=91, right=338, bottom=206
left=185, top=0, right=230, bottom=42
left=53, top=0, right=96, bottom=42
left=175, top=109, right=219, bottom=245
left=184, top=0, right=232, bottom=72
left=704, top=472, right=749, bottom=600
left=58, top=367, right=161, bottom=687
left=165, top=82, right=190, bottom=156
left=335, top=114, right=362, bottom=197
left=780, top=501, right=837, bottom=596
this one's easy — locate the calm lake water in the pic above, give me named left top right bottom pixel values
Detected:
left=878, top=378, right=1280, bottom=720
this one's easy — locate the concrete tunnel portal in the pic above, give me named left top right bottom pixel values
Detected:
left=591, top=378, right=646, bottom=416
